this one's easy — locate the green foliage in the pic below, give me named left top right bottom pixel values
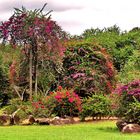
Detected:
left=80, top=94, right=112, bottom=121
left=81, top=26, right=136, bottom=72
left=0, top=56, right=9, bottom=107
left=37, top=61, right=63, bottom=95
left=123, top=99, right=140, bottom=124
left=117, top=50, right=140, bottom=84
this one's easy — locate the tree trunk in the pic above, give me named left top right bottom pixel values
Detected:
left=32, top=44, right=38, bottom=95
left=29, top=48, right=33, bottom=100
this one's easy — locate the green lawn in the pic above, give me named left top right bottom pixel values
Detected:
left=0, top=121, right=140, bottom=140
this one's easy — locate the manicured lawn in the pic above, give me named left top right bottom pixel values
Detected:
left=0, top=121, right=140, bottom=140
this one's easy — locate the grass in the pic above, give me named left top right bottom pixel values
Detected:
left=0, top=121, right=140, bottom=140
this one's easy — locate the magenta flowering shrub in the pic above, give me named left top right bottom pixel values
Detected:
left=115, top=80, right=140, bottom=101
left=115, top=80, right=140, bottom=123
left=0, top=6, right=65, bottom=58
left=45, top=86, right=82, bottom=117
left=0, top=4, right=66, bottom=96
left=61, top=41, right=116, bottom=97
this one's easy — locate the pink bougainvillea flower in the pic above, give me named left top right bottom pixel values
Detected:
left=68, top=97, right=74, bottom=103
left=55, top=95, right=61, bottom=100
left=57, top=86, right=62, bottom=91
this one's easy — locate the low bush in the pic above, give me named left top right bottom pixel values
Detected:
left=45, top=86, right=82, bottom=117
left=80, top=94, right=112, bottom=121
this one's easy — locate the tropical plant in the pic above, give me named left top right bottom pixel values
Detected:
left=80, top=94, right=112, bottom=121
left=115, top=80, right=140, bottom=124
left=0, top=4, right=65, bottom=99
left=61, top=41, right=116, bottom=97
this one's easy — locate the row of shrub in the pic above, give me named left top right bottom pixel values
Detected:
left=4, top=86, right=112, bottom=120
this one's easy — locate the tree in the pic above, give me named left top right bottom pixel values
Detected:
left=0, top=4, right=65, bottom=100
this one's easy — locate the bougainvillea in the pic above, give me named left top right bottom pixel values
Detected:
left=45, top=86, right=82, bottom=117
left=115, top=80, right=140, bottom=100
left=114, top=80, right=140, bottom=124
left=0, top=4, right=66, bottom=98
left=61, top=41, right=116, bottom=97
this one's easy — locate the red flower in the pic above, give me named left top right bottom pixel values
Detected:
left=68, top=97, right=74, bottom=103
left=66, top=91, right=70, bottom=96
left=41, top=105, right=45, bottom=109
left=57, top=86, right=62, bottom=91
left=55, top=95, right=61, bottom=100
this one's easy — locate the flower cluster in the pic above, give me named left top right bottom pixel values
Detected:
left=46, top=86, right=82, bottom=117
left=0, top=6, right=65, bottom=61
left=115, top=80, right=140, bottom=99
left=32, top=101, right=45, bottom=109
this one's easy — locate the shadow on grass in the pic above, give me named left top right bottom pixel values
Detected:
left=97, top=127, right=120, bottom=133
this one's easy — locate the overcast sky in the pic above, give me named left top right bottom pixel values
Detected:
left=0, top=0, right=140, bottom=35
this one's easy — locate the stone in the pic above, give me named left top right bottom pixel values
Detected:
left=13, top=115, right=20, bottom=125
left=50, top=116, right=75, bottom=125
left=28, top=115, right=35, bottom=124
left=116, top=120, right=127, bottom=131
left=122, top=124, right=140, bottom=133
left=21, top=115, right=35, bottom=125
left=36, top=118, right=50, bottom=125
left=0, top=114, right=11, bottom=126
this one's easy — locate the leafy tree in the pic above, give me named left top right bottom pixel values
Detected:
left=0, top=4, right=65, bottom=100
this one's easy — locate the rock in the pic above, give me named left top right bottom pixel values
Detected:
left=13, top=115, right=20, bottom=125
left=36, top=118, right=50, bottom=125
left=50, top=116, right=75, bottom=125
left=28, top=115, right=35, bottom=124
left=21, top=115, right=35, bottom=125
left=0, top=114, right=11, bottom=126
left=21, top=119, right=31, bottom=125
left=116, top=120, right=127, bottom=131
left=122, top=124, right=140, bottom=133
left=9, top=115, right=20, bottom=125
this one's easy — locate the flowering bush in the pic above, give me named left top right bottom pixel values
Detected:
left=45, top=86, right=82, bottom=117
left=61, top=41, right=116, bottom=97
left=0, top=4, right=66, bottom=97
left=115, top=80, right=140, bottom=124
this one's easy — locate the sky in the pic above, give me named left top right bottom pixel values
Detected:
left=0, top=0, right=140, bottom=35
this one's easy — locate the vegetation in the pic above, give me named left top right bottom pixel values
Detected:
left=80, top=94, right=112, bottom=120
left=115, top=80, right=140, bottom=124
left=1, top=4, right=140, bottom=138
left=61, top=41, right=115, bottom=97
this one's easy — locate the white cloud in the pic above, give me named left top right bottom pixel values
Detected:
left=1, top=0, right=140, bottom=35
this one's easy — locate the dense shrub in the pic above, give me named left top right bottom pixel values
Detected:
left=61, top=41, right=116, bottom=97
left=80, top=94, right=112, bottom=121
left=44, top=86, right=82, bottom=117
left=4, top=97, right=49, bottom=119
left=115, top=80, right=140, bottom=124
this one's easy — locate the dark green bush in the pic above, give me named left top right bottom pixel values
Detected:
left=0, top=56, right=9, bottom=107
left=80, top=94, right=112, bottom=121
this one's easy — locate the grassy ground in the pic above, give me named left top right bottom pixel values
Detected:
left=0, top=121, right=140, bottom=140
